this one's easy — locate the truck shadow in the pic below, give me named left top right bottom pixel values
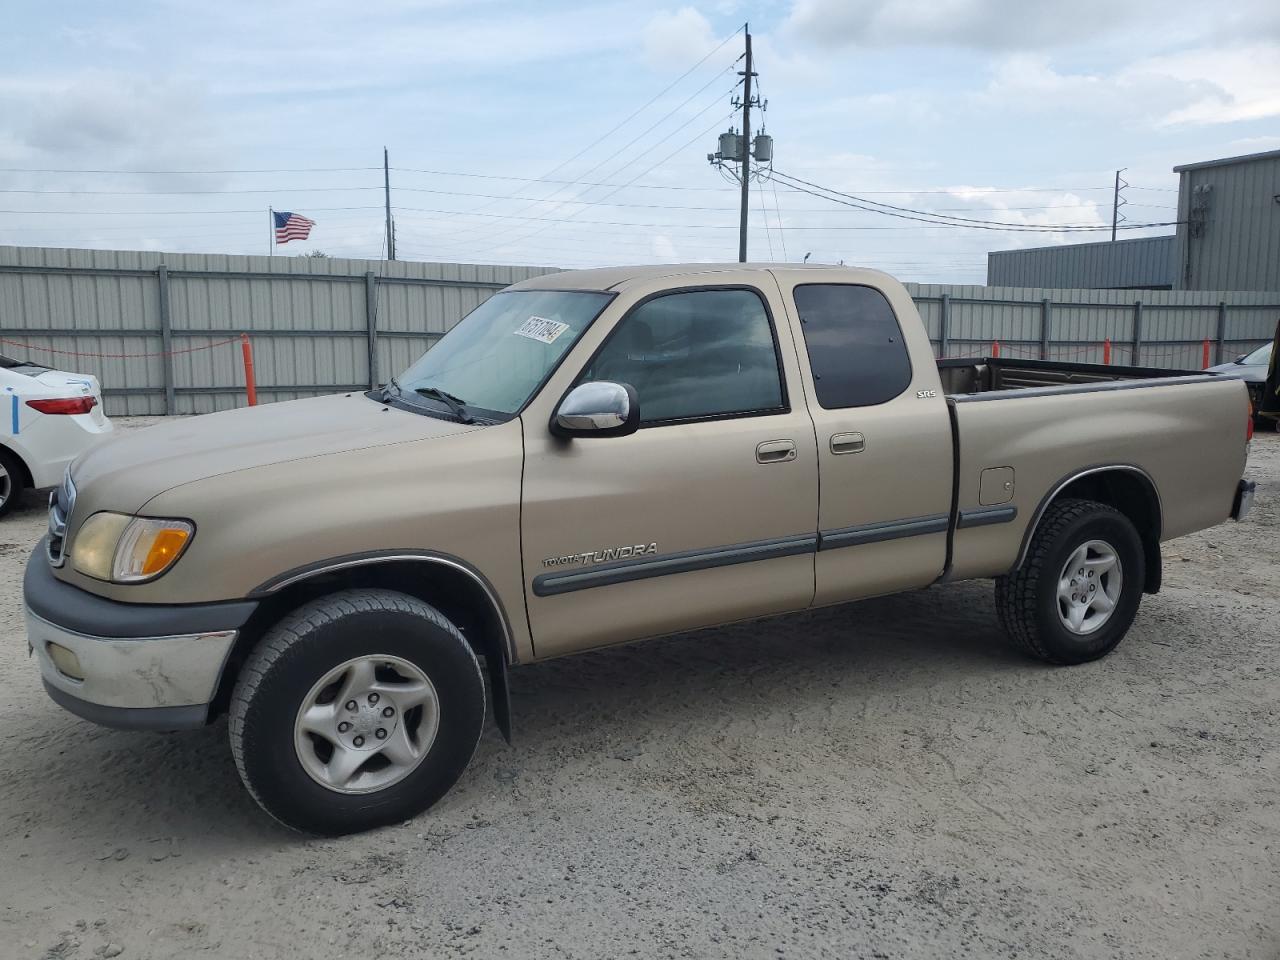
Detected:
left=498, top=580, right=1025, bottom=745
left=12, top=580, right=1045, bottom=847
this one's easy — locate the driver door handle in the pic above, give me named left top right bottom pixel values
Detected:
left=756, top=439, right=797, bottom=464
left=830, top=432, right=866, bottom=455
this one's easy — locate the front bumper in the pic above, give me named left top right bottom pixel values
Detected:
left=24, top=542, right=257, bottom=730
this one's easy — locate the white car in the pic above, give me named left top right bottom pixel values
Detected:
left=1, top=354, right=114, bottom=517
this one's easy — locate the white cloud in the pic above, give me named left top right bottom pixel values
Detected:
left=975, top=46, right=1280, bottom=129
left=784, top=0, right=1147, bottom=50
left=1140, top=46, right=1280, bottom=126
left=642, top=7, right=722, bottom=70
left=783, top=0, right=1280, bottom=51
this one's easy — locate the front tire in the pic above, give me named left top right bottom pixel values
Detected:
left=995, top=498, right=1145, bottom=665
left=229, top=589, right=485, bottom=835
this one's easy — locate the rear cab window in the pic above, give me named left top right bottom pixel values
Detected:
left=792, top=284, right=912, bottom=408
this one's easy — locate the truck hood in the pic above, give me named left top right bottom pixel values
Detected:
left=71, top=393, right=480, bottom=514
left=1205, top=361, right=1266, bottom=383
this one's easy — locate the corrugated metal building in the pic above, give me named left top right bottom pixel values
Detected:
left=985, top=236, right=1174, bottom=289
left=988, top=148, right=1280, bottom=292
left=1173, top=148, right=1280, bottom=292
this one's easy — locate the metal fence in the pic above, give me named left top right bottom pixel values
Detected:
left=2, top=246, right=1277, bottom=416
left=906, top=282, right=1279, bottom=370
left=0, top=246, right=554, bottom=415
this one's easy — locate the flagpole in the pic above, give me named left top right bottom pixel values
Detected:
left=267, top=207, right=273, bottom=258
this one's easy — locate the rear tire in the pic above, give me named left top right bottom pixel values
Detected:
left=229, top=589, right=485, bottom=835
left=0, top=447, right=27, bottom=518
left=995, top=498, right=1145, bottom=665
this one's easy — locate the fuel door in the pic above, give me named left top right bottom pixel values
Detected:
left=979, top=466, right=1015, bottom=506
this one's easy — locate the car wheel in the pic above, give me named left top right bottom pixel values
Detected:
left=229, top=589, right=486, bottom=835
left=0, top=447, right=27, bottom=518
left=994, top=498, right=1145, bottom=665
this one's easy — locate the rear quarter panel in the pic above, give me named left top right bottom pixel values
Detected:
left=949, top=377, right=1250, bottom=581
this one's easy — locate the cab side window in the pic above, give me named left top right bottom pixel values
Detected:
left=582, top=288, right=786, bottom=425
left=793, top=284, right=913, bottom=408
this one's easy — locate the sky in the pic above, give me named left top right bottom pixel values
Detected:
left=1, top=0, right=1278, bottom=283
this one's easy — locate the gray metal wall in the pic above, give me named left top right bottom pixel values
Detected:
left=0, top=246, right=555, bottom=415
left=1, top=245, right=1277, bottom=416
left=906, top=282, right=1280, bottom=369
left=986, top=236, right=1174, bottom=290
left=1174, top=149, right=1280, bottom=292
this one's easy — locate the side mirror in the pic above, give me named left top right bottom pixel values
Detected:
left=551, top=381, right=639, bottom=438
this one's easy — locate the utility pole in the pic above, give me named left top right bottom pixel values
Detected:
left=1111, top=167, right=1127, bottom=242
left=707, top=26, right=770, bottom=261
left=384, top=146, right=396, bottom=260
left=738, top=26, right=753, bottom=263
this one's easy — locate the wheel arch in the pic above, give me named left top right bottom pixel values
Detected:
left=211, top=552, right=515, bottom=742
left=0, top=440, right=35, bottom=488
left=1014, top=464, right=1163, bottom=594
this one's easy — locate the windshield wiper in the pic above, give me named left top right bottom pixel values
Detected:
left=414, top=385, right=474, bottom=423
left=380, top=376, right=401, bottom=403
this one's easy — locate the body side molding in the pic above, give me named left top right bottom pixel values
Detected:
left=534, top=511, right=959, bottom=599
left=957, top=505, right=1018, bottom=529
left=818, top=514, right=950, bottom=550
left=532, top=534, right=818, bottom=597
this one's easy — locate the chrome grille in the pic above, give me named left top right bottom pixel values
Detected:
left=47, top=471, right=75, bottom=567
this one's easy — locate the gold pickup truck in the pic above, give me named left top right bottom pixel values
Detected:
left=23, top=264, right=1257, bottom=834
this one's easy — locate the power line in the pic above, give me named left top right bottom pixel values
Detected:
left=0, top=205, right=383, bottom=216
left=770, top=175, right=788, bottom=261
left=493, top=26, right=743, bottom=189
left=757, top=177, right=774, bottom=261
left=457, top=92, right=740, bottom=250
left=0, top=181, right=1155, bottom=216
left=449, top=75, right=740, bottom=247
left=0, top=166, right=379, bottom=174
left=769, top=170, right=1182, bottom=233
left=0, top=186, right=382, bottom=195
left=442, top=32, right=742, bottom=245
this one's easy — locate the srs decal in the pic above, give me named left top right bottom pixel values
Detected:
left=543, top=542, right=658, bottom=568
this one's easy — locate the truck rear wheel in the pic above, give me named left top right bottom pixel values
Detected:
left=994, top=498, right=1145, bottom=665
left=229, top=589, right=485, bottom=835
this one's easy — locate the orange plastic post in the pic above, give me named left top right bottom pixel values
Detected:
left=1202, top=338, right=1210, bottom=370
left=240, top=333, right=257, bottom=406
left=992, top=339, right=1001, bottom=358
left=1104, top=337, right=1112, bottom=365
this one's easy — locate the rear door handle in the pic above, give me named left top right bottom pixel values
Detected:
left=830, top=432, right=865, bottom=455
left=756, top=439, right=797, bottom=464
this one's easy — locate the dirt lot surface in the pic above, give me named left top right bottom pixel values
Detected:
left=1, top=419, right=1277, bottom=960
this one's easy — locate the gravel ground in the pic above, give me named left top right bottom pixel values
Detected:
left=1, top=419, right=1277, bottom=960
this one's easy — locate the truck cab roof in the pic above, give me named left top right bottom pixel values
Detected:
left=507, top=263, right=899, bottom=294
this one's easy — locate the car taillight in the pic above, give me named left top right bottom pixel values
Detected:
left=1246, top=413, right=1254, bottom=442
left=26, top=396, right=97, bottom=415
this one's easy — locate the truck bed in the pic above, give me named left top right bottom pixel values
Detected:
left=937, top=357, right=1206, bottom=397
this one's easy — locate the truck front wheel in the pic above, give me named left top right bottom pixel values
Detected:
left=229, top=589, right=485, bottom=835
left=994, top=498, right=1145, bottom=665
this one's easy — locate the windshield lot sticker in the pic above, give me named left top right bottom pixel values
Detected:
left=515, top=316, right=570, bottom=344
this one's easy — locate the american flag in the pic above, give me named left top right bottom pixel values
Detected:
left=273, top=211, right=315, bottom=244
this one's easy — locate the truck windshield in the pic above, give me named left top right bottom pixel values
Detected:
left=1241, top=342, right=1272, bottom=365
left=394, top=290, right=612, bottom=419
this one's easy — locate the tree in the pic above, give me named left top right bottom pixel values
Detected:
left=301, top=250, right=330, bottom=258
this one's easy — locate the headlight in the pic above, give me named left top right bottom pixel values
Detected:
left=71, top=513, right=194, bottom=583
